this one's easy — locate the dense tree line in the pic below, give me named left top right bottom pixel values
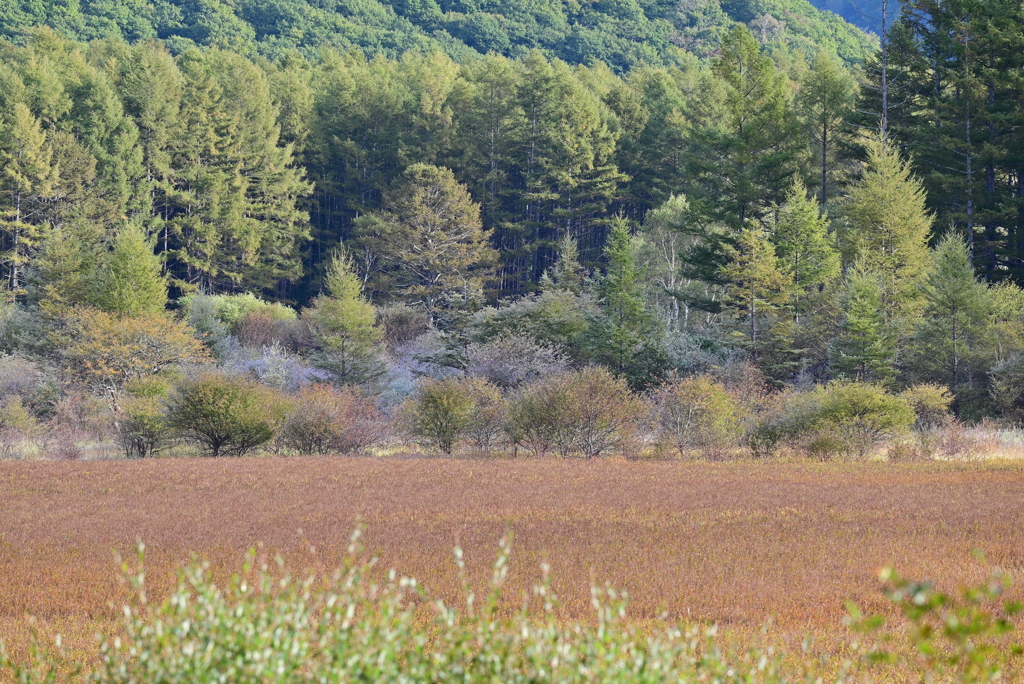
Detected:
left=0, top=0, right=1023, bottom=435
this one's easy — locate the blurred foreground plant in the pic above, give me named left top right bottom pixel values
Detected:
left=848, top=565, right=1023, bottom=683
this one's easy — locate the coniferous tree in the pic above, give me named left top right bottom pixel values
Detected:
left=907, top=234, right=994, bottom=389
left=797, top=51, right=857, bottom=205
left=770, top=179, right=840, bottom=297
left=719, top=226, right=795, bottom=362
left=540, top=234, right=587, bottom=295
left=352, top=163, right=496, bottom=313
left=586, top=217, right=666, bottom=388
left=837, top=134, right=932, bottom=329
left=827, top=262, right=896, bottom=384
left=95, top=223, right=168, bottom=317
left=0, top=102, right=56, bottom=295
left=680, top=25, right=804, bottom=283
left=304, top=252, right=386, bottom=387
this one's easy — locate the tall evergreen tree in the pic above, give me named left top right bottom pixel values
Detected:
left=95, top=223, right=168, bottom=317
left=827, top=262, right=896, bottom=384
left=907, top=233, right=994, bottom=389
left=304, top=252, right=386, bottom=387
left=837, top=134, right=932, bottom=328
left=586, top=217, right=666, bottom=388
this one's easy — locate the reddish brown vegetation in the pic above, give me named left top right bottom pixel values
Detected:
left=2, top=458, right=1024, bottom=666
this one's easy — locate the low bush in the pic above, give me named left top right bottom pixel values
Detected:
left=404, top=376, right=502, bottom=455
left=115, top=377, right=174, bottom=459
left=650, top=376, right=742, bottom=459
left=280, top=384, right=386, bottom=455
left=507, top=367, right=641, bottom=458
left=166, top=374, right=290, bottom=457
left=754, top=382, right=915, bottom=460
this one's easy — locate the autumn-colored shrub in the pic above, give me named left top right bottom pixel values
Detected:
left=507, top=367, right=641, bottom=458
left=759, top=382, right=915, bottom=460
left=60, top=308, right=211, bottom=394
left=650, top=376, right=742, bottom=459
left=280, top=384, right=386, bottom=456
left=900, top=384, right=954, bottom=429
left=115, top=377, right=174, bottom=459
left=166, top=374, right=290, bottom=457
left=404, top=376, right=502, bottom=455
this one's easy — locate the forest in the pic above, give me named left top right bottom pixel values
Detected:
left=0, top=0, right=1022, bottom=461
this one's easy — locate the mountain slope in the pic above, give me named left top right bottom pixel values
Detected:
left=0, top=0, right=874, bottom=69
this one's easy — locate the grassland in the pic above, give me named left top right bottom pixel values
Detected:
left=2, top=457, right=1024, bottom=673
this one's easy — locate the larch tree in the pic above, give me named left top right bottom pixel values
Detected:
left=797, top=51, right=857, bottom=206
left=907, top=234, right=994, bottom=389
left=837, top=135, right=932, bottom=329
left=719, top=226, right=795, bottom=362
left=352, top=163, right=496, bottom=313
left=827, top=261, right=896, bottom=384
left=304, top=251, right=387, bottom=387
left=770, top=179, right=840, bottom=304
left=95, top=223, right=168, bottom=317
left=0, top=102, right=56, bottom=296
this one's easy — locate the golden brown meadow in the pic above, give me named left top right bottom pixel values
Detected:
left=3, top=457, right=1024, bottom=670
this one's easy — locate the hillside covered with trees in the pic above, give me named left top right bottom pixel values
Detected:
left=0, top=0, right=1022, bottom=461
left=0, top=0, right=875, bottom=69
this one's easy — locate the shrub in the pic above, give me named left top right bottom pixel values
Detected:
left=507, top=368, right=641, bottom=458
left=650, top=376, right=742, bottom=459
left=280, top=384, right=386, bottom=456
left=461, top=378, right=507, bottom=451
left=900, top=383, right=954, bottom=429
left=404, top=377, right=500, bottom=455
left=166, top=374, right=290, bottom=457
left=761, top=382, right=915, bottom=460
left=116, top=378, right=174, bottom=459
left=465, top=335, right=567, bottom=390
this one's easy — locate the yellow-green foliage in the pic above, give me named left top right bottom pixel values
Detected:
left=650, top=375, right=742, bottom=459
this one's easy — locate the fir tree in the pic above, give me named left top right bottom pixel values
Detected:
left=587, top=217, right=666, bottom=388
left=827, top=262, right=896, bottom=384
left=96, top=223, right=168, bottom=318
left=304, top=252, right=386, bottom=387
left=540, top=233, right=587, bottom=295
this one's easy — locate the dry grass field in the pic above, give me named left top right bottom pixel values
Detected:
left=3, top=457, right=1024, bottom=671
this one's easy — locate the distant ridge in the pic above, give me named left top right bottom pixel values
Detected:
left=0, top=0, right=874, bottom=69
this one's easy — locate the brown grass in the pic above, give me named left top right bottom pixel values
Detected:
left=2, top=457, right=1024, bottom=669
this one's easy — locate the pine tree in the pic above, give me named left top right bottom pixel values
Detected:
left=827, top=262, right=896, bottom=384
left=304, top=252, right=386, bottom=387
left=95, top=223, right=168, bottom=317
left=719, top=226, right=795, bottom=361
left=837, top=134, right=932, bottom=328
left=0, top=102, right=56, bottom=296
left=770, top=179, right=840, bottom=297
left=907, top=234, right=994, bottom=388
